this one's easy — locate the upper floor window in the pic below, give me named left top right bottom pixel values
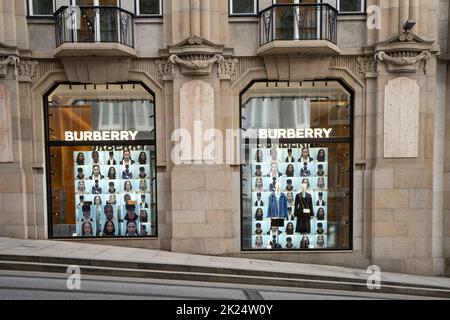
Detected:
left=230, top=0, right=258, bottom=15
left=337, top=0, right=365, bottom=13
left=136, top=0, right=162, bottom=16
left=28, top=0, right=54, bottom=16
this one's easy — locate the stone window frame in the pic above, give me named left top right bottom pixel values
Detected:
left=239, top=78, right=355, bottom=252
left=229, top=0, right=259, bottom=16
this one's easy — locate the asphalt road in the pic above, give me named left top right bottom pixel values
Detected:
left=0, top=270, right=439, bottom=300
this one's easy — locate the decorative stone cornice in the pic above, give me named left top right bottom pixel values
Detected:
left=375, top=50, right=431, bottom=74
left=0, top=56, right=20, bottom=79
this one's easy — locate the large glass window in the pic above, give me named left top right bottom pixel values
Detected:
left=45, top=83, right=157, bottom=239
left=29, top=0, right=54, bottom=16
left=337, top=0, right=365, bottom=13
left=230, top=0, right=257, bottom=15
left=241, top=80, right=352, bottom=251
left=136, top=0, right=162, bottom=15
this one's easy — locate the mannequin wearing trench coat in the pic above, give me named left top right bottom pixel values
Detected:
left=294, top=191, right=313, bottom=234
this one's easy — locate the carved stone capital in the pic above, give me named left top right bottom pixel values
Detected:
left=218, top=57, right=239, bottom=80
left=18, top=60, right=39, bottom=83
left=155, top=59, right=175, bottom=80
left=0, top=56, right=20, bottom=79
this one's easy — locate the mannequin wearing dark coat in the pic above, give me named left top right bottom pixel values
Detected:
left=294, top=191, right=313, bottom=234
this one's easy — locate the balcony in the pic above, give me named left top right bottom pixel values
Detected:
left=54, top=6, right=135, bottom=57
left=53, top=6, right=136, bottom=83
left=258, top=3, right=339, bottom=56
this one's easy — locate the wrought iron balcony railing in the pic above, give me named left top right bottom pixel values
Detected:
left=259, top=3, right=338, bottom=46
left=55, top=6, right=134, bottom=48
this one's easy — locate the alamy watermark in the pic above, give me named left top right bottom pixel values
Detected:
left=366, top=265, right=382, bottom=290
left=66, top=265, right=81, bottom=290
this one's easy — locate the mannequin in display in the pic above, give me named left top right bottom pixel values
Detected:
left=294, top=182, right=313, bottom=234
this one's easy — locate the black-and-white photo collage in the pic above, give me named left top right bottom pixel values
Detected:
left=74, top=148, right=153, bottom=238
left=251, top=146, right=328, bottom=250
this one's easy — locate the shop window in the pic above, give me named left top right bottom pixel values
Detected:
left=28, top=0, right=54, bottom=16
left=241, top=80, right=353, bottom=251
left=136, top=0, right=162, bottom=16
left=45, top=83, right=157, bottom=239
left=230, top=0, right=257, bottom=15
left=337, top=0, right=365, bottom=13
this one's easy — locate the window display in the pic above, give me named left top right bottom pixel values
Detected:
left=241, top=80, right=352, bottom=251
left=73, top=148, right=155, bottom=237
left=45, top=83, right=157, bottom=239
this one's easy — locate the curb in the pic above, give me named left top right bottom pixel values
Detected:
left=0, top=254, right=449, bottom=299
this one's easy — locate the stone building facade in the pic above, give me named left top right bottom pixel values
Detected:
left=0, top=0, right=449, bottom=276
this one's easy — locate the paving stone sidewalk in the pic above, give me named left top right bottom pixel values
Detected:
left=0, top=237, right=449, bottom=291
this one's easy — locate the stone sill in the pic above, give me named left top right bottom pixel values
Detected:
left=337, top=14, right=367, bottom=21
left=54, top=42, right=136, bottom=58
left=229, top=16, right=258, bottom=23
left=257, top=40, right=340, bottom=56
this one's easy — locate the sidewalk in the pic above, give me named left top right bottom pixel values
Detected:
left=0, top=237, right=449, bottom=299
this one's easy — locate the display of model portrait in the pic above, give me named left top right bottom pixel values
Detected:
left=74, top=148, right=154, bottom=238
left=251, top=146, right=329, bottom=250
